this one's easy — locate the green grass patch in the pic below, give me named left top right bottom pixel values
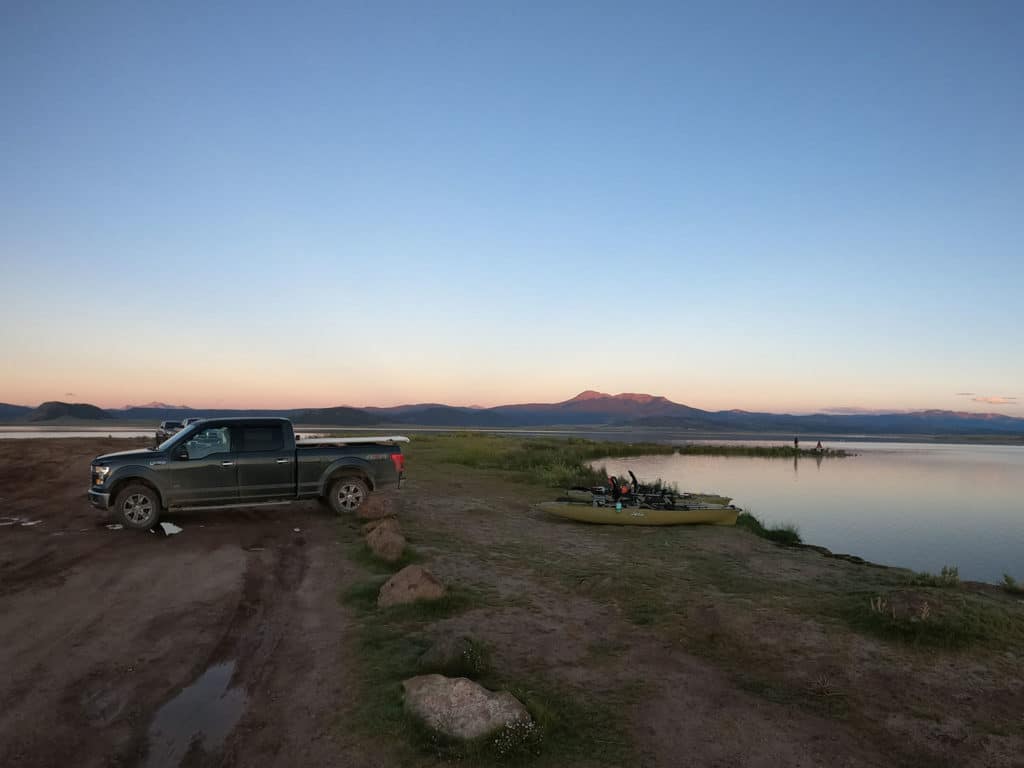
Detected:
left=735, top=673, right=850, bottom=719
left=624, top=597, right=661, bottom=626
left=834, top=589, right=1024, bottom=649
left=417, top=636, right=493, bottom=679
left=908, top=565, right=960, bottom=588
left=338, top=564, right=639, bottom=766
left=736, top=511, right=803, bottom=545
left=408, top=433, right=675, bottom=488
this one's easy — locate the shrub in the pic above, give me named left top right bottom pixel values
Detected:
left=910, top=565, right=960, bottom=588
left=1003, top=574, right=1024, bottom=595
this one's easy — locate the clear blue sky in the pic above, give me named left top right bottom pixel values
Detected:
left=1, top=1, right=1021, bottom=412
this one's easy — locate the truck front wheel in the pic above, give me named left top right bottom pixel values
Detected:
left=114, top=484, right=162, bottom=530
left=327, top=477, right=369, bottom=515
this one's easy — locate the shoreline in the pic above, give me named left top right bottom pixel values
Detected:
left=2, top=423, right=1022, bottom=447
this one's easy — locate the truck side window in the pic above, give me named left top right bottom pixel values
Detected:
left=239, top=426, right=284, bottom=453
left=184, top=426, right=231, bottom=460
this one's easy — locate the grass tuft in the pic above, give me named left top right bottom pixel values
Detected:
left=736, top=511, right=802, bottom=545
left=1003, top=574, right=1024, bottom=596
left=836, top=589, right=1024, bottom=649
left=909, top=565, right=960, bottom=588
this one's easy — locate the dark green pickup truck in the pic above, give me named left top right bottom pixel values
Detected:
left=88, top=417, right=407, bottom=529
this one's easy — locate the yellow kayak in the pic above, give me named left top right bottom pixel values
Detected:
left=539, top=501, right=740, bottom=526
left=562, top=489, right=733, bottom=506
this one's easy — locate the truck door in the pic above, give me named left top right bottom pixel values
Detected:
left=233, top=423, right=294, bottom=502
left=161, top=425, right=238, bottom=506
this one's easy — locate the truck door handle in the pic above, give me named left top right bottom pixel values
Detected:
left=221, top=461, right=235, bottom=467
left=276, top=458, right=291, bottom=464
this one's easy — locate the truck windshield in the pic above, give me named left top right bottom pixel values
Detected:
left=156, top=423, right=201, bottom=452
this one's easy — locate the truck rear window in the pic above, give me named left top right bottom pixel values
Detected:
left=239, top=426, right=284, bottom=452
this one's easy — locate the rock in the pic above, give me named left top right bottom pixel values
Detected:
left=358, top=492, right=400, bottom=520
left=362, top=516, right=401, bottom=537
left=366, top=525, right=406, bottom=563
left=378, top=565, right=446, bottom=608
left=402, top=674, right=530, bottom=741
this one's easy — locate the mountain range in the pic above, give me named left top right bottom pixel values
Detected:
left=1, top=392, right=1023, bottom=436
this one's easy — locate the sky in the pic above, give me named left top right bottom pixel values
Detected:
left=1, top=1, right=1022, bottom=413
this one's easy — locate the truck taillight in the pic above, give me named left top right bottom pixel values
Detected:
left=391, top=453, right=405, bottom=474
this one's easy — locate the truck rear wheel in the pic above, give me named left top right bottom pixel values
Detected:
left=114, top=484, right=162, bottom=530
left=327, top=477, right=369, bottom=515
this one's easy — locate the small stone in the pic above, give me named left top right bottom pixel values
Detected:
left=378, top=565, right=445, bottom=608
left=402, top=674, right=530, bottom=741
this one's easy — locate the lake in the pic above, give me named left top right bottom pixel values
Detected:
left=596, top=442, right=1024, bottom=585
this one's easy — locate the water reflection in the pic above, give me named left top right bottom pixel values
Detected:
left=144, top=660, right=247, bottom=768
left=597, top=442, right=1024, bottom=584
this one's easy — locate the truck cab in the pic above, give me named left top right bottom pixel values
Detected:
left=90, top=418, right=406, bottom=529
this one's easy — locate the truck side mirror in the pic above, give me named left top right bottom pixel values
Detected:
left=176, top=447, right=189, bottom=460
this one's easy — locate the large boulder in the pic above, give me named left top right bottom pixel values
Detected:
left=402, top=674, right=531, bottom=741
left=362, top=516, right=401, bottom=537
left=366, top=525, right=406, bottom=563
left=377, top=565, right=446, bottom=608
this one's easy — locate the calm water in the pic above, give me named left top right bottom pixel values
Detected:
left=597, top=442, right=1024, bottom=584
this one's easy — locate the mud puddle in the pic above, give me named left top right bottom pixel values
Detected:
left=143, top=660, right=247, bottom=768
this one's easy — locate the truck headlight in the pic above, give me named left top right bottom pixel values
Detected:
left=92, top=465, right=111, bottom=485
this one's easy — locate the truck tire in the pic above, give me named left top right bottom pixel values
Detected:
left=327, top=477, right=369, bottom=515
left=114, top=484, right=162, bottom=530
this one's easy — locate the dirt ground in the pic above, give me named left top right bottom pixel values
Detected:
left=2, top=438, right=1022, bottom=768
left=0, top=439, right=374, bottom=768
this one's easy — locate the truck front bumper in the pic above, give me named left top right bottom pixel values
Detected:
left=89, top=490, right=112, bottom=509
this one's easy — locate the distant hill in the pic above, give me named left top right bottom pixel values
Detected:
left=289, top=407, right=377, bottom=426
left=0, top=403, right=32, bottom=420
left=489, top=390, right=705, bottom=425
left=124, top=401, right=192, bottom=410
left=4, top=391, right=1022, bottom=436
left=27, top=401, right=114, bottom=422
left=383, top=405, right=516, bottom=427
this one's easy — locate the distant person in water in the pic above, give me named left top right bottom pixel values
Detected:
left=816, top=440, right=823, bottom=452
left=794, top=436, right=799, bottom=450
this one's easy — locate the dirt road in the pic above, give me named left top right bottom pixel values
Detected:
left=0, top=439, right=369, bottom=768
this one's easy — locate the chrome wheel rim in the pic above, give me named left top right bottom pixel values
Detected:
left=337, top=483, right=364, bottom=511
left=123, top=493, right=154, bottom=525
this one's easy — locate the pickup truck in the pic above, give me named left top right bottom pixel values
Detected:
left=89, top=417, right=407, bottom=530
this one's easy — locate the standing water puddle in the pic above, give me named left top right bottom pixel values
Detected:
left=143, top=661, right=247, bottom=768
